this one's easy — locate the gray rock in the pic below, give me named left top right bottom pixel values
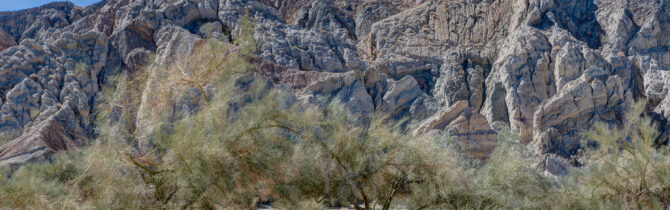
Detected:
left=482, top=27, right=553, bottom=144
left=259, top=23, right=366, bottom=72
left=197, top=21, right=226, bottom=40
left=0, top=2, right=78, bottom=43
left=334, top=80, right=374, bottom=124
left=0, top=0, right=670, bottom=174
left=435, top=50, right=489, bottom=109
left=295, top=0, right=356, bottom=39
left=543, top=155, right=572, bottom=176
left=446, top=108, right=497, bottom=160
left=379, top=75, right=423, bottom=115
left=0, top=110, right=86, bottom=168
left=415, top=100, right=497, bottom=160
left=0, top=30, right=107, bottom=166
left=355, top=3, right=393, bottom=39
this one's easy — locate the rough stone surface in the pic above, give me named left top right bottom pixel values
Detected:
left=416, top=100, right=497, bottom=160
left=446, top=109, right=498, bottom=161
left=0, top=30, right=107, bottom=164
left=0, top=28, right=16, bottom=51
left=0, top=2, right=79, bottom=43
left=0, top=0, right=669, bottom=175
left=0, top=109, right=87, bottom=168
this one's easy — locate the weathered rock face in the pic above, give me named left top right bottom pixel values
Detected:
left=0, top=2, right=78, bottom=44
left=0, top=109, right=87, bottom=168
left=0, top=30, right=107, bottom=165
left=0, top=28, right=16, bottom=51
left=0, top=0, right=669, bottom=174
left=416, top=100, right=497, bottom=160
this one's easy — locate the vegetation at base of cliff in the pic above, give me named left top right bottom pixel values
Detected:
left=557, top=101, right=670, bottom=209
left=2, top=17, right=670, bottom=210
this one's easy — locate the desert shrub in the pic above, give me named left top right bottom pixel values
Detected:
left=146, top=85, right=295, bottom=208
left=95, top=56, right=151, bottom=146
left=170, top=39, right=241, bottom=105
left=0, top=139, right=149, bottom=209
left=8, top=13, right=670, bottom=210
left=272, top=104, right=475, bottom=210
left=130, top=85, right=484, bottom=209
left=234, top=14, right=258, bottom=56
left=559, top=101, right=670, bottom=208
left=472, top=127, right=555, bottom=209
left=0, top=156, right=70, bottom=209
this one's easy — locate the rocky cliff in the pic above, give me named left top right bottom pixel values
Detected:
left=0, top=0, right=668, bottom=174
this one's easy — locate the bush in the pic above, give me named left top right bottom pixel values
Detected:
left=472, top=127, right=554, bottom=209
left=4, top=15, right=670, bottom=210
left=0, top=16, right=485, bottom=208
left=275, top=104, right=473, bottom=210
left=561, top=100, right=670, bottom=208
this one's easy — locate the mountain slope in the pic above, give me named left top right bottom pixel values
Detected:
left=0, top=0, right=668, bottom=175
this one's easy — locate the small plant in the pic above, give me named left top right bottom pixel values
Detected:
left=75, top=63, right=89, bottom=77
left=29, top=107, right=40, bottom=120
left=234, top=14, right=258, bottom=56
left=473, top=127, right=553, bottom=209
left=276, top=104, right=470, bottom=210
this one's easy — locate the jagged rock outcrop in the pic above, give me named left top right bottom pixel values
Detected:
left=0, top=2, right=79, bottom=45
left=359, top=0, right=670, bottom=165
left=294, top=0, right=357, bottom=39
left=0, top=29, right=107, bottom=164
left=0, top=109, right=87, bottom=168
left=0, top=0, right=669, bottom=175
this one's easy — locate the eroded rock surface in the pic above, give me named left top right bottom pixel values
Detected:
left=416, top=100, right=497, bottom=160
left=0, top=0, right=669, bottom=174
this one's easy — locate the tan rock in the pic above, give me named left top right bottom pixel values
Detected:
left=415, top=100, right=468, bottom=135
left=415, top=100, right=496, bottom=160
left=446, top=110, right=497, bottom=160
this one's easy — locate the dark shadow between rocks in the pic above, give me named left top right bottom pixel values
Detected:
left=532, top=0, right=604, bottom=49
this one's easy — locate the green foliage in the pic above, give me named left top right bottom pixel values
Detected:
left=171, top=39, right=245, bottom=105
left=277, top=105, right=471, bottom=210
left=96, top=70, right=147, bottom=143
left=0, top=140, right=149, bottom=209
left=235, top=14, right=258, bottom=56
left=473, top=128, right=553, bottom=209
left=168, top=15, right=256, bottom=107
left=560, top=100, right=670, bottom=208
left=3, top=16, right=670, bottom=210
